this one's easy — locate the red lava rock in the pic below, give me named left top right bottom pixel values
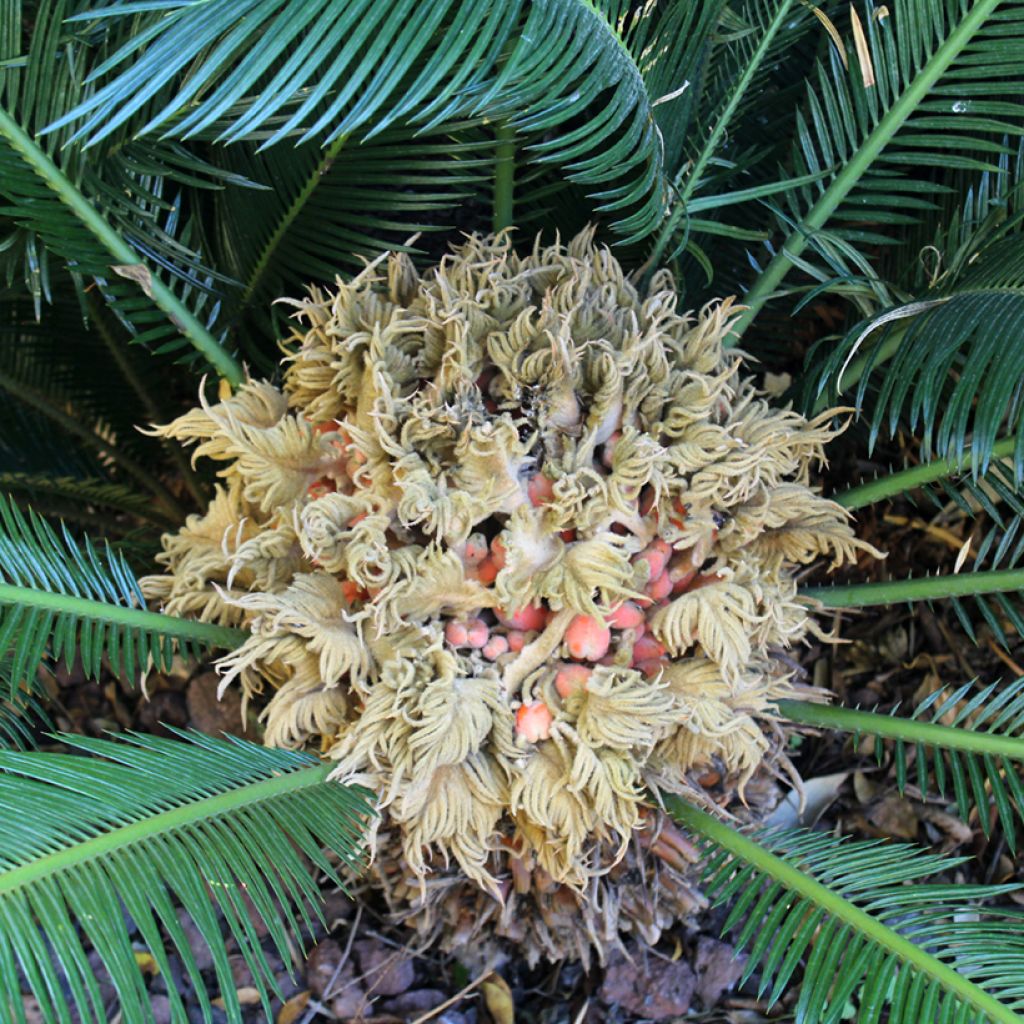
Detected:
left=136, top=688, right=190, bottom=735
left=321, top=890, right=356, bottom=930
left=175, top=908, right=214, bottom=972
left=330, top=973, right=368, bottom=1020
left=600, top=947, right=696, bottom=1020
left=227, top=953, right=254, bottom=989
left=186, top=671, right=247, bottom=736
left=353, top=938, right=416, bottom=997
left=694, top=936, right=747, bottom=1008
left=308, top=947, right=369, bottom=1019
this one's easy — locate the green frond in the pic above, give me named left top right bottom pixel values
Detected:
left=833, top=436, right=1020, bottom=510
left=0, top=0, right=242, bottom=380
left=779, top=680, right=1024, bottom=850
left=50, top=0, right=684, bottom=242
left=804, top=139, right=1024, bottom=413
left=212, top=129, right=489, bottom=351
left=669, top=798, right=1024, bottom=1024
left=0, top=729, right=374, bottom=1024
left=0, top=392, right=180, bottom=518
left=805, top=234, right=1024, bottom=482
left=647, top=0, right=820, bottom=272
left=0, top=288, right=183, bottom=470
left=801, top=568, right=1024, bottom=611
left=0, top=103, right=241, bottom=380
left=0, top=473, right=169, bottom=529
left=731, top=0, right=1024, bottom=340
left=0, top=495, right=245, bottom=698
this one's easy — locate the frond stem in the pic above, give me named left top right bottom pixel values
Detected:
left=493, top=121, right=516, bottom=234
left=776, top=699, right=1024, bottom=760
left=665, top=796, right=1023, bottom=1024
left=728, top=0, right=1001, bottom=343
left=801, top=568, right=1024, bottom=608
left=834, top=436, right=1018, bottom=509
left=0, top=582, right=246, bottom=650
left=86, top=292, right=207, bottom=509
left=0, top=761, right=330, bottom=896
left=0, top=104, right=243, bottom=385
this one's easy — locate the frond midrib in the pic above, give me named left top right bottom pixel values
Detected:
left=834, top=435, right=1018, bottom=509
left=648, top=0, right=799, bottom=269
left=0, top=366, right=186, bottom=520
left=801, top=567, right=1024, bottom=607
left=238, top=135, right=348, bottom=314
left=0, top=103, right=243, bottom=385
left=0, top=581, right=246, bottom=650
left=0, top=760, right=331, bottom=896
left=777, top=698, right=1024, bottom=759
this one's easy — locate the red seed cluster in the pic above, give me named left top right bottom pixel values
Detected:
left=416, top=476, right=720, bottom=740
left=307, top=431, right=722, bottom=744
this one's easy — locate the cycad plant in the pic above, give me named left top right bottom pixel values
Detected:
left=3, top=1, right=1024, bottom=1022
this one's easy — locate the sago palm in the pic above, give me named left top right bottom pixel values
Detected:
left=2, top=1, right=1024, bottom=1022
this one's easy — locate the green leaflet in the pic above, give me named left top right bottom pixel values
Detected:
left=780, top=678, right=1024, bottom=850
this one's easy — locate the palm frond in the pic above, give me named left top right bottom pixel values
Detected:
left=0, top=729, right=374, bottom=1024
left=0, top=495, right=245, bottom=698
left=801, top=568, right=1024, bottom=614
left=670, top=798, right=1024, bottom=1024
left=805, top=232, right=1024, bottom=482
left=0, top=0, right=242, bottom=379
left=727, top=0, right=1024, bottom=339
left=0, top=103, right=241, bottom=379
left=0, top=473, right=169, bottom=528
left=647, top=0, right=822, bottom=275
left=50, top=0, right=687, bottom=242
left=211, top=128, right=489, bottom=352
left=1, top=289, right=175, bottom=452
left=779, top=680, right=1024, bottom=851
left=0, top=337, right=186, bottom=520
